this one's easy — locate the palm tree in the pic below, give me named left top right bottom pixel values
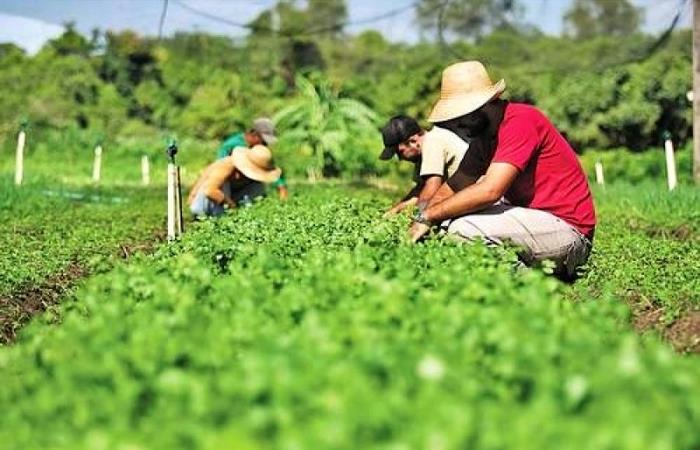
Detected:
left=274, top=73, right=379, bottom=179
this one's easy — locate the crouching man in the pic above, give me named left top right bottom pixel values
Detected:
left=379, top=115, right=468, bottom=215
left=216, top=117, right=288, bottom=200
left=188, top=145, right=282, bottom=218
left=410, top=61, right=596, bottom=279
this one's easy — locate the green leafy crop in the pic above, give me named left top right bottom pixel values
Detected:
left=1, top=185, right=698, bottom=450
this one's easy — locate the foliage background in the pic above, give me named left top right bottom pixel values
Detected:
left=0, top=0, right=693, bottom=182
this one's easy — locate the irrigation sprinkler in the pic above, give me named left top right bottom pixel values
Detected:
left=663, top=131, right=678, bottom=191
left=14, top=119, right=27, bottom=186
left=594, top=161, right=605, bottom=186
left=166, top=139, right=184, bottom=241
left=142, top=155, right=150, bottom=186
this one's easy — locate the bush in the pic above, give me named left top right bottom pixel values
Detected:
left=579, top=144, right=693, bottom=185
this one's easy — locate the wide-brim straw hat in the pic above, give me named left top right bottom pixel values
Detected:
left=231, top=145, right=281, bottom=183
left=428, top=61, right=506, bottom=123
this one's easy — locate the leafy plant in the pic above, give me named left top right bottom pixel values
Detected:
left=1, top=185, right=699, bottom=450
left=273, top=73, right=379, bottom=179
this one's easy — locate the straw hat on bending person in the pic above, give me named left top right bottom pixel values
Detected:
left=188, top=145, right=283, bottom=217
left=231, top=145, right=281, bottom=183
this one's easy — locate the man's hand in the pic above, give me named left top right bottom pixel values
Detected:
left=384, top=204, right=404, bottom=218
left=384, top=197, right=418, bottom=218
left=223, top=198, right=236, bottom=210
left=408, top=221, right=431, bottom=243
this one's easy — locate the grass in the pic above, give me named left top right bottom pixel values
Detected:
left=573, top=183, right=700, bottom=321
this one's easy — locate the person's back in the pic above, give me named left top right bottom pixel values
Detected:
left=188, top=146, right=282, bottom=218
left=217, top=132, right=247, bottom=159
left=493, top=103, right=595, bottom=237
left=420, top=126, right=468, bottom=179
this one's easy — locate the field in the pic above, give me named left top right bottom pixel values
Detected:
left=0, top=156, right=699, bottom=448
left=1, top=4, right=699, bottom=448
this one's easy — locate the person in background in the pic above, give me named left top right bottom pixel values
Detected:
left=188, top=145, right=282, bottom=218
left=217, top=117, right=288, bottom=200
left=409, top=61, right=596, bottom=279
left=379, top=115, right=468, bottom=216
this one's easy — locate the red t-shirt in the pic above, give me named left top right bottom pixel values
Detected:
left=492, top=103, right=596, bottom=237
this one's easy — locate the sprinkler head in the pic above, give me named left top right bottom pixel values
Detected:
left=166, top=138, right=178, bottom=163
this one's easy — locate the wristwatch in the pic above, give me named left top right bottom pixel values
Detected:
left=412, top=210, right=432, bottom=226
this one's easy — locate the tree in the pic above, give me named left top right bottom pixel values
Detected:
left=45, top=22, right=93, bottom=57
left=564, top=0, right=642, bottom=40
left=416, top=0, right=523, bottom=41
left=274, top=74, right=379, bottom=178
left=0, top=43, right=25, bottom=67
left=306, top=0, right=347, bottom=37
left=247, top=1, right=327, bottom=87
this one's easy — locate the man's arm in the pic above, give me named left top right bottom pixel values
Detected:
left=386, top=182, right=422, bottom=216
left=273, top=176, right=289, bottom=201
left=277, top=185, right=289, bottom=201
left=418, top=171, right=480, bottom=210
left=203, top=165, right=236, bottom=209
left=408, top=163, right=516, bottom=242
left=187, top=165, right=213, bottom=204
left=425, top=162, right=518, bottom=222
left=416, top=175, right=443, bottom=211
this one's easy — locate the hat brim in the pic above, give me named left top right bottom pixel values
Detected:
left=260, top=133, right=277, bottom=145
left=379, top=145, right=397, bottom=160
left=231, top=152, right=282, bottom=183
left=428, top=79, right=506, bottom=123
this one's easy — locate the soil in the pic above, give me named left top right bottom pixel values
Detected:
left=0, top=232, right=165, bottom=345
left=0, top=262, right=87, bottom=345
left=632, top=302, right=700, bottom=354
left=665, top=312, right=700, bottom=353
left=639, top=223, right=697, bottom=241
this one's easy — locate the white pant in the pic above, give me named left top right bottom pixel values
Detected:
left=442, top=204, right=592, bottom=278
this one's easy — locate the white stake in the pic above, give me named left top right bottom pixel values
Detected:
left=174, top=166, right=183, bottom=236
left=664, top=138, right=678, bottom=191
left=141, top=155, right=150, bottom=186
left=167, top=163, right=177, bottom=240
left=14, top=130, right=25, bottom=186
left=92, top=144, right=102, bottom=183
left=594, top=161, right=605, bottom=186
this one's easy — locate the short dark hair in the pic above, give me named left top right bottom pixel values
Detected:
left=378, top=115, right=422, bottom=160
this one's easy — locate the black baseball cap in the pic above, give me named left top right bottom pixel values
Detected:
left=379, top=115, right=422, bottom=160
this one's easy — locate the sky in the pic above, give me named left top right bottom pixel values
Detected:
left=0, top=0, right=692, bottom=54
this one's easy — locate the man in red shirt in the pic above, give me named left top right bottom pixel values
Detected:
left=410, top=61, right=596, bottom=279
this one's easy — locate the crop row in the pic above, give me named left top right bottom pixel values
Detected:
left=1, top=185, right=698, bottom=450
left=0, top=179, right=165, bottom=342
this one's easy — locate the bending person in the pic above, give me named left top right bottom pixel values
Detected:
left=188, top=145, right=282, bottom=218
left=409, top=61, right=596, bottom=279
left=379, top=115, right=468, bottom=215
left=217, top=117, right=288, bottom=200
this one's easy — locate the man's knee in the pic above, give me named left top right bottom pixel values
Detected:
left=446, top=218, right=483, bottom=240
left=445, top=217, right=504, bottom=246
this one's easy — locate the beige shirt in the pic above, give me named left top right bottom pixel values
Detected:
left=419, top=127, right=469, bottom=179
